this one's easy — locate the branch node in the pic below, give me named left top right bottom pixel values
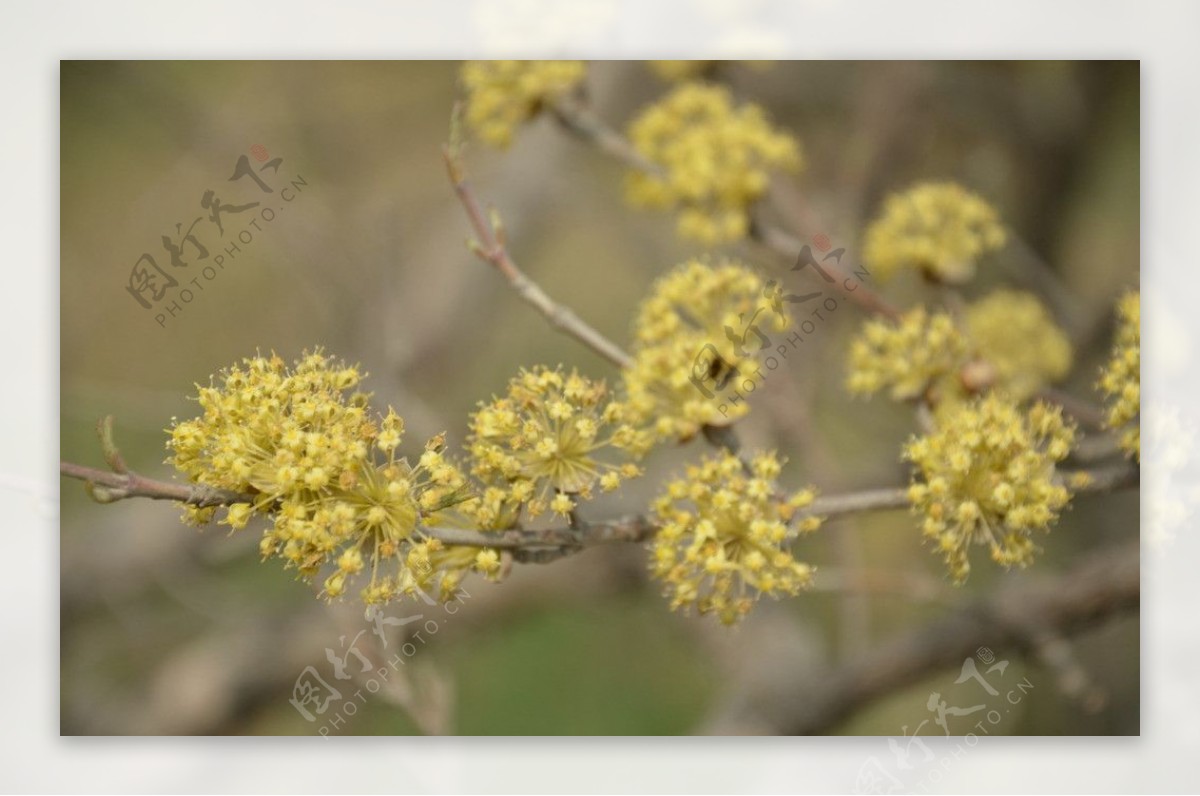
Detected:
left=97, top=415, right=128, bottom=474
left=488, top=207, right=507, bottom=246
left=84, top=481, right=122, bottom=504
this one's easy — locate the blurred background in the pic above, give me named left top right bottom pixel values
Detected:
left=60, top=60, right=1139, bottom=736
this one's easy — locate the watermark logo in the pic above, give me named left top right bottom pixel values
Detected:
left=123, top=145, right=309, bottom=328
left=853, top=647, right=1035, bottom=794
left=288, top=574, right=473, bottom=736
left=688, top=237, right=871, bottom=417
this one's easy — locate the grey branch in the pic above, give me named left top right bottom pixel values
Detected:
left=708, top=540, right=1139, bottom=734
left=58, top=460, right=254, bottom=508
left=59, top=456, right=1136, bottom=558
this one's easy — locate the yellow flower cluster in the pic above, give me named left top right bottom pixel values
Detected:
left=460, top=60, right=587, bottom=148
left=467, top=365, right=650, bottom=520
left=846, top=307, right=968, bottom=401
left=623, top=259, right=792, bottom=441
left=650, top=450, right=820, bottom=625
left=167, top=351, right=496, bottom=605
left=847, top=291, right=1072, bottom=403
left=648, top=61, right=772, bottom=82
left=1098, top=290, right=1140, bottom=460
left=863, top=182, right=1006, bottom=283
left=965, top=289, right=1073, bottom=400
left=904, top=394, right=1077, bottom=583
left=625, top=83, right=802, bottom=244
left=648, top=60, right=717, bottom=82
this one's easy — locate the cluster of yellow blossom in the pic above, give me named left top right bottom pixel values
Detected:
left=647, top=61, right=772, bottom=82
left=623, top=259, right=792, bottom=441
left=847, top=291, right=1072, bottom=403
left=167, top=351, right=498, bottom=605
left=460, top=60, right=587, bottom=148
left=467, top=365, right=651, bottom=520
left=904, top=394, right=1077, bottom=582
left=648, top=60, right=717, bottom=82
left=650, top=450, right=820, bottom=624
left=625, top=83, right=802, bottom=244
left=1098, top=290, right=1140, bottom=460
left=846, top=307, right=968, bottom=401
left=863, top=182, right=1006, bottom=283
left=965, top=289, right=1073, bottom=400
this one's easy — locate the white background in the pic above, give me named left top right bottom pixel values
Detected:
left=3, top=0, right=1196, bottom=792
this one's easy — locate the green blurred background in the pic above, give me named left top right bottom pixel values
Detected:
left=60, top=60, right=1139, bottom=735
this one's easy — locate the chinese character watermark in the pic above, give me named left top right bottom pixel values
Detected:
left=123, top=145, right=309, bottom=328
left=853, top=647, right=1035, bottom=794
left=687, top=236, right=872, bottom=416
left=288, top=573, right=473, bottom=737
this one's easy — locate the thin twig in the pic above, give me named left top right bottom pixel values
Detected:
left=551, top=96, right=662, bottom=176
left=59, top=460, right=254, bottom=508
left=442, top=143, right=633, bottom=370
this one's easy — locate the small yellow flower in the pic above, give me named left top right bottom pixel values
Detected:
left=904, top=394, right=1076, bottom=583
left=337, top=548, right=364, bottom=574
left=625, top=83, right=802, bottom=244
left=474, top=548, right=502, bottom=577
left=222, top=502, right=253, bottom=530
left=649, top=450, right=820, bottom=625
left=1097, top=290, right=1140, bottom=460
left=863, top=182, right=1006, bottom=283
left=460, top=60, right=587, bottom=148
left=181, top=505, right=216, bottom=526
left=550, top=493, right=576, bottom=516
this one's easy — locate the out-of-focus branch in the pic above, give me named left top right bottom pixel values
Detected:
left=551, top=96, right=662, bottom=175
left=1038, top=387, right=1108, bottom=429
left=549, top=98, right=901, bottom=321
left=707, top=540, right=1139, bottom=735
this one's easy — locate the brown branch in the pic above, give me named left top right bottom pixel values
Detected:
left=712, top=540, right=1139, bottom=735
left=59, top=460, right=254, bottom=508
left=442, top=143, right=633, bottom=370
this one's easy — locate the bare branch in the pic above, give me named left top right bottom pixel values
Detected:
left=706, top=540, right=1139, bottom=734
left=442, top=144, right=633, bottom=370
left=59, top=460, right=254, bottom=508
